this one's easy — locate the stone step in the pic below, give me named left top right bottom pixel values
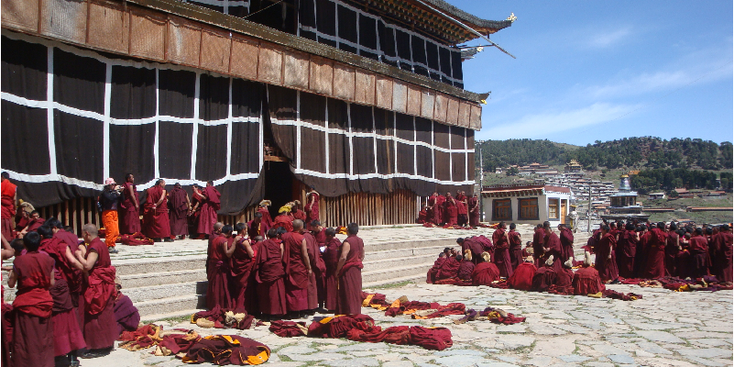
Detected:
left=119, top=268, right=207, bottom=289
left=363, top=244, right=447, bottom=262
left=113, top=255, right=206, bottom=276
left=133, top=294, right=205, bottom=321
left=124, top=281, right=207, bottom=303
left=363, top=273, right=424, bottom=289
left=363, top=253, right=437, bottom=272
left=361, top=261, right=433, bottom=284
left=363, top=238, right=456, bottom=252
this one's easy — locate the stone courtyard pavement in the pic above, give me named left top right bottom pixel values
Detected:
left=86, top=280, right=732, bottom=367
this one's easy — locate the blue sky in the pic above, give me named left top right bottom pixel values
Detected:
left=451, top=1, right=733, bottom=146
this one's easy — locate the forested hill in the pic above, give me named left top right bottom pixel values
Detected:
left=475, top=137, right=733, bottom=172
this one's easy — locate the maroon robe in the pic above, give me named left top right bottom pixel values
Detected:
left=559, top=227, right=574, bottom=263
left=434, top=196, right=445, bottom=224
left=427, top=195, right=438, bottom=225
left=508, top=262, right=536, bottom=290
left=532, top=228, right=545, bottom=266
left=1, top=179, right=16, bottom=241
left=573, top=266, right=605, bottom=295
left=664, top=232, right=680, bottom=277
left=143, top=186, right=171, bottom=239
left=714, top=231, right=733, bottom=282
left=595, top=233, right=619, bottom=282
left=617, top=230, right=637, bottom=278
left=206, top=235, right=231, bottom=310
left=305, top=192, right=320, bottom=224
left=634, top=230, right=650, bottom=278
left=471, top=262, right=500, bottom=286
left=531, top=266, right=557, bottom=292
left=257, top=207, right=273, bottom=234
left=492, top=228, right=512, bottom=278
left=197, top=186, right=221, bottom=236
left=555, top=268, right=574, bottom=293
left=443, top=198, right=458, bottom=226
left=247, top=220, right=263, bottom=239
left=645, top=228, right=667, bottom=278
left=229, top=236, right=255, bottom=313
left=337, top=235, right=364, bottom=315
left=282, top=232, right=308, bottom=312
left=468, top=196, right=480, bottom=227
left=323, top=238, right=341, bottom=311
left=462, top=238, right=484, bottom=265
left=168, top=186, right=189, bottom=237
left=79, top=238, right=118, bottom=350
left=27, top=217, right=45, bottom=232
left=435, top=257, right=461, bottom=281
left=457, top=260, right=475, bottom=281
left=273, top=214, right=294, bottom=232
left=304, top=233, right=325, bottom=310
left=542, top=232, right=563, bottom=274
left=119, top=182, right=141, bottom=235
left=12, top=250, right=55, bottom=367
left=688, top=235, right=709, bottom=278
left=254, top=239, right=286, bottom=316
left=509, top=230, right=523, bottom=270
left=39, top=238, right=85, bottom=357
left=426, top=257, right=447, bottom=284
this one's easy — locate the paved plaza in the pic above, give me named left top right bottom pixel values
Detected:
left=73, top=225, right=733, bottom=367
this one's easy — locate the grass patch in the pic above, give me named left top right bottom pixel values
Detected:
left=373, top=279, right=415, bottom=289
left=156, top=314, right=192, bottom=324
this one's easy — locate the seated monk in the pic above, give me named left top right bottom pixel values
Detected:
left=573, top=252, right=606, bottom=295
left=531, top=255, right=557, bottom=292
left=472, top=252, right=500, bottom=286
left=426, top=253, right=447, bottom=284
left=434, top=254, right=461, bottom=282
left=554, top=258, right=575, bottom=294
left=457, top=250, right=475, bottom=281
left=508, top=256, right=537, bottom=291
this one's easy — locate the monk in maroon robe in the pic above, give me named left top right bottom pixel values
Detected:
left=457, top=254, right=475, bottom=281
left=257, top=200, right=274, bottom=234
left=573, top=253, right=606, bottom=295
left=508, top=224, right=523, bottom=270
left=206, top=226, right=234, bottom=310
left=254, top=228, right=287, bottom=318
left=456, top=191, right=468, bottom=227
left=492, top=222, right=513, bottom=278
left=230, top=224, right=255, bottom=313
left=273, top=206, right=294, bottom=232
left=73, top=224, right=118, bottom=357
left=541, top=222, right=563, bottom=274
left=558, top=224, right=574, bottom=264
left=305, top=190, right=320, bottom=225
left=282, top=220, right=311, bottom=315
left=335, top=223, right=364, bottom=315
left=713, top=224, right=733, bottom=282
left=427, top=192, right=439, bottom=225
left=304, top=231, right=325, bottom=311
left=508, top=258, right=537, bottom=291
left=472, top=252, right=500, bottom=286
left=616, top=223, right=638, bottom=278
left=196, top=182, right=221, bottom=237
left=633, top=225, right=650, bottom=278
left=664, top=224, right=681, bottom=277
left=688, top=228, right=709, bottom=278
left=595, top=225, right=619, bottom=283
left=119, top=173, right=141, bottom=235
left=168, top=183, right=190, bottom=239
left=247, top=213, right=264, bottom=239
left=143, top=180, right=172, bottom=241
left=9, top=232, right=55, bottom=367
left=426, top=254, right=447, bottom=284
left=291, top=200, right=307, bottom=222
left=1, top=172, right=17, bottom=241
left=531, top=256, right=557, bottom=292
left=443, top=193, right=458, bottom=226
left=468, top=194, right=480, bottom=227
left=459, top=237, right=483, bottom=265
left=532, top=224, right=545, bottom=267
left=645, top=222, right=667, bottom=278
left=322, top=228, right=341, bottom=311
left=37, top=226, right=85, bottom=363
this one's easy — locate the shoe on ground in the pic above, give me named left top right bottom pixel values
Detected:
left=164, top=238, right=174, bottom=242
left=108, top=247, right=118, bottom=254
left=80, top=348, right=111, bottom=359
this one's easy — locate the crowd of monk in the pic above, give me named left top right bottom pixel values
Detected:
left=417, top=191, right=481, bottom=227
left=205, top=196, right=365, bottom=323
left=427, top=219, right=733, bottom=294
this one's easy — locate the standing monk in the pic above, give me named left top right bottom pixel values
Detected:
left=257, top=200, right=274, bottom=234
left=456, top=190, right=468, bottom=227
left=595, top=224, right=619, bottom=283
left=281, top=220, right=311, bottom=317
left=305, top=189, right=320, bottom=226
left=492, top=222, right=512, bottom=278
left=468, top=193, right=480, bottom=227
left=443, top=193, right=458, bottom=227
left=99, top=178, right=122, bottom=252
left=206, top=225, right=234, bottom=310
left=616, top=223, right=638, bottom=278
left=119, top=173, right=141, bottom=235
left=1, top=172, right=17, bottom=241
left=254, top=228, right=287, bottom=320
left=196, top=181, right=221, bottom=239
left=322, top=228, right=341, bottom=311
left=168, top=183, right=190, bottom=240
left=541, top=221, right=563, bottom=273
left=558, top=224, right=574, bottom=264
left=665, top=223, right=681, bottom=277
left=335, top=222, right=364, bottom=315
left=229, top=223, right=255, bottom=313
left=645, top=222, right=667, bottom=279
left=508, top=223, right=523, bottom=270
left=143, top=180, right=172, bottom=242
left=247, top=212, right=264, bottom=239
left=291, top=200, right=306, bottom=221
left=688, top=228, right=709, bottom=278
left=72, top=224, right=118, bottom=358
left=532, top=224, right=545, bottom=267
left=8, top=232, right=55, bottom=367
left=303, top=228, right=325, bottom=313
left=273, top=204, right=294, bottom=232
left=713, top=224, right=733, bottom=282
left=434, top=193, right=445, bottom=225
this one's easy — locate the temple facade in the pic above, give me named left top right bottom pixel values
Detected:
left=1, top=0, right=513, bottom=228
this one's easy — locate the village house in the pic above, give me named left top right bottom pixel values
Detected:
left=481, top=184, right=573, bottom=225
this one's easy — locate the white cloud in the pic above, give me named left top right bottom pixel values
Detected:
left=587, top=27, right=633, bottom=48
left=478, top=103, right=638, bottom=141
